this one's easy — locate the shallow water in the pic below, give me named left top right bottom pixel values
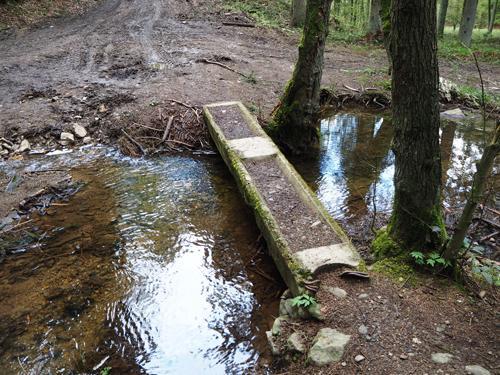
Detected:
left=292, top=111, right=497, bottom=221
left=0, top=150, right=282, bottom=374
left=0, top=112, right=495, bottom=374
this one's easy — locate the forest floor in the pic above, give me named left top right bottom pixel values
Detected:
left=0, top=0, right=499, bottom=374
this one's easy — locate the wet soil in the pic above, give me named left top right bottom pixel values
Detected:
left=244, top=157, right=339, bottom=253
left=1, top=0, right=498, bottom=161
left=273, top=268, right=498, bottom=374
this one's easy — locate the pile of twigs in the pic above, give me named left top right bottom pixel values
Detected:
left=320, top=86, right=391, bottom=109
left=118, top=100, right=210, bottom=156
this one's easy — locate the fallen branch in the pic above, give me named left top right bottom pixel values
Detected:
left=222, top=21, right=255, bottom=27
left=121, top=129, right=146, bottom=155
left=161, top=116, right=174, bottom=143
left=197, top=58, right=248, bottom=79
left=343, top=84, right=360, bottom=92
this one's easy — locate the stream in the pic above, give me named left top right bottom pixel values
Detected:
left=0, top=111, right=496, bottom=374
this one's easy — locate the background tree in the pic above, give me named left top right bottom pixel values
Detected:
left=376, top=0, right=445, bottom=254
left=487, top=0, right=498, bottom=33
left=380, top=0, right=391, bottom=72
left=459, top=0, right=479, bottom=46
left=367, top=0, right=382, bottom=36
left=270, top=0, right=333, bottom=154
left=291, top=0, right=307, bottom=27
left=438, top=0, right=450, bottom=38
left=444, top=123, right=499, bottom=260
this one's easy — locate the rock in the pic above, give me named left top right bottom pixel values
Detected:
left=358, top=293, right=369, bottom=300
left=18, top=139, right=30, bottom=152
left=465, top=365, right=491, bottom=375
left=436, top=324, right=446, bottom=333
left=400, top=353, right=408, bottom=360
left=72, top=124, right=87, bottom=138
left=308, top=328, right=350, bottom=366
left=266, top=331, right=281, bottom=356
left=354, top=354, right=365, bottom=362
left=431, top=353, right=453, bottom=364
left=324, top=286, right=347, bottom=299
left=358, top=325, right=368, bottom=335
left=83, top=136, right=92, bottom=144
left=412, top=337, right=422, bottom=344
left=279, top=298, right=324, bottom=320
left=287, top=332, right=306, bottom=353
left=439, top=77, right=458, bottom=101
left=271, top=316, right=287, bottom=336
left=441, top=108, right=466, bottom=120
left=479, top=290, right=486, bottom=298
left=60, top=132, right=75, bottom=143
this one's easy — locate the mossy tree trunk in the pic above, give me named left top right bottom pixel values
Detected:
left=388, top=0, right=446, bottom=252
left=271, top=0, right=332, bottom=155
left=444, top=123, right=500, bottom=260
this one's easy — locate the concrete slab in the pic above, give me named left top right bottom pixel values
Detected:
left=228, top=136, right=278, bottom=160
left=203, top=101, right=361, bottom=296
left=294, top=243, right=361, bottom=274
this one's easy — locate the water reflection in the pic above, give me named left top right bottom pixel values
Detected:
left=0, top=152, right=282, bottom=374
left=293, top=112, right=495, bottom=221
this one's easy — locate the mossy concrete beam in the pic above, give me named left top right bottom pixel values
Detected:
left=203, top=101, right=361, bottom=296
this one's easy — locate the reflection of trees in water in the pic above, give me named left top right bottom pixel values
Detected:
left=334, top=114, right=393, bottom=217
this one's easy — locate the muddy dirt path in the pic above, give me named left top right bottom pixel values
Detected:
left=0, top=0, right=296, bottom=140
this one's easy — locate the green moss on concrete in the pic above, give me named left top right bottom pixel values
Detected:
left=372, top=226, right=401, bottom=257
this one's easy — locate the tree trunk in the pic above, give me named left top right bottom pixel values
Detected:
left=459, top=0, right=478, bottom=47
left=367, top=0, right=382, bottom=36
left=388, top=0, right=445, bottom=251
left=380, top=0, right=392, bottom=73
left=488, top=0, right=498, bottom=33
left=291, top=0, right=307, bottom=27
left=444, top=123, right=500, bottom=260
left=271, top=0, right=333, bottom=155
left=437, top=0, right=449, bottom=38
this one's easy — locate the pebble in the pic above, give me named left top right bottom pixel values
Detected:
left=358, top=325, right=368, bottom=335
left=432, top=352, right=453, bottom=364
left=73, top=123, right=87, bottom=138
left=400, top=353, right=408, bottom=360
left=18, top=139, right=30, bottom=152
left=324, top=286, right=347, bottom=299
left=60, top=132, right=75, bottom=142
left=83, top=136, right=92, bottom=144
left=479, top=290, right=486, bottom=298
left=354, top=354, right=365, bottom=363
left=358, top=293, right=369, bottom=300
left=412, top=337, right=422, bottom=344
left=465, top=365, right=491, bottom=375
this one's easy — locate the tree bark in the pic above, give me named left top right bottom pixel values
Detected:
left=367, top=0, right=382, bottom=36
left=271, top=0, right=332, bottom=155
left=437, top=0, right=449, bottom=38
left=388, top=0, right=445, bottom=251
left=459, top=0, right=478, bottom=47
left=488, top=0, right=498, bottom=33
left=444, top=123, right=500, bottom=260
left=291, top=0, right=307, bottom=27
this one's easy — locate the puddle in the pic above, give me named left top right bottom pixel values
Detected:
left=0, top=150, right=283, bottom=374
left=292, top=111, right=497, bottom=221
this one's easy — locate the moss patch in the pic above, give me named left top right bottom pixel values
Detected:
left=371, top=256, right=416, bottom=284
left=372, top=227, right=401, bottom=257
